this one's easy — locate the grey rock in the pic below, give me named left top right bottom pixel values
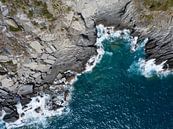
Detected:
left=41, top=54, right=49, bottom=60
left=17, top=84, right=33, bottom=96
left=0, top=56, right=10, bottom=62
left=32, top=72, right=41, bottom=79
left=3, top=111, right=19, bottom=123
left=23, top=62, right=38, bottom=70
left=1, top=78, right=14, bottom=88
left=0, top=66, right=7, bottom=75
left=3, top=107, right=13, bottom=114
left=45, top=47, right=53, bottom=54
left=1, top=6, right=9, bottom=16
left=0, top=110, right=2, bottom=117
left=57, top=73, right=63, bottom=80
left=44, top=59, right=55, bottom=65
left=23, top=63, right=49, bottom=72
left=30, top=41, right=43, bottom=53
left=0, top=89, right=9, bottom=95
left=47, top=55, right=56, bottom=61
left=5, top=18, right=19, bottom=29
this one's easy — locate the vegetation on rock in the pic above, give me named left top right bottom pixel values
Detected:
left=144, top=0, right=173, bottom=11
left=1, top=0, right=54, bottom=20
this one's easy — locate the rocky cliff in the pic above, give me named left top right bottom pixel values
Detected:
left=0, top=0, right=173, bottom=123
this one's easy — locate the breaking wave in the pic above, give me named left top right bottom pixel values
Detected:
left=5, top=95, right=68, bottom=129
left=96, top=24, right=172, bottom=78
left=129, top=58, right=171, bottom=78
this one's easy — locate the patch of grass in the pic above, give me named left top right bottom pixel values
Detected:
left=9, top=26, right=22, bottom=32
left=144, top=0, right=173, bottom=11
left=41, top=3, right=54, bottom=20
left=52, top=0, right=72, bottom=15
left=141, top=14, right=154, bottom=21
left=1, top=0, right=7, bottom=3
left=2, top=0, right=54, bottom=20
left=27, top=10, right=33, bottom=18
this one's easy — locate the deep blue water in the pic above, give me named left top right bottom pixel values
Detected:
left=1, top=30, right=173, bottom=129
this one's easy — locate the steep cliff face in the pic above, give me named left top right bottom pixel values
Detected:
left=0, top=0, right=97, bottom=123
left=132, top=0, right=173, bottom=69
left=0, top=0, right=173, bottom=123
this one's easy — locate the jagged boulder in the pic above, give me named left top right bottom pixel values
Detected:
left=17, top=84, right=34, bottom=96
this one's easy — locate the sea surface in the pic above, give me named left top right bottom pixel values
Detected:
left=1, top=25, right=173, bottom=129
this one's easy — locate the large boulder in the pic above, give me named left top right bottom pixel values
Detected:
left=17, top=84, right=34, bottom=96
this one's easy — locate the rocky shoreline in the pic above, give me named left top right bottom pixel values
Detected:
left=0, top=0, right=173, bottom=125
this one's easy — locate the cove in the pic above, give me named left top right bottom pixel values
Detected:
left=2, top=25, right=173, bottom=129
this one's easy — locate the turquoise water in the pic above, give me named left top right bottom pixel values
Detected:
left=1, top=28, right=173, bottom=129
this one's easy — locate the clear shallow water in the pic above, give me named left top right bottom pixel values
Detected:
left=1, top=28, right=173, bottom=129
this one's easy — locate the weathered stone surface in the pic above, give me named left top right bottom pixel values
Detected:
left=0, top=89, right=9, bottom=95
left=32, top=72, right=41, bottom=79
left=44, top=59, right=55, bottom=65
left=1, top=5, right=9, bottom=16
left=0, top=66, right=7, bottom=75
left=1, top=78, right=14, bottom=88
left=5, top=18, right=19, bottom=29
left=23, top=62, right=38, bottom=70
left=30, top=41, right=43, bottom=53
left=23, top=62, right=49, bottom=72
left=3, top=111, right=19, bottom=123
left=47, top=55, right=56, bottom=61
left=45, top=47, right=53, bottom=54
left=41, top=54, right=49, bottom=60
left=17, top=84, right=33, bottom=96
left=0, top=56, right=10, bottom=62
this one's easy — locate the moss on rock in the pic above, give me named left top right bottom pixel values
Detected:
left=144, top=0, right=173, bottom=11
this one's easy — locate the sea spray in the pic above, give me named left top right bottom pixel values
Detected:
left=95, top=25, right=171, bottom=78
left=131, top=36, right=138, bottom=52
left=83, top=25, right=105, bottom=73
left=83, top=24, right=130, bottom=73
left=5, top=94, right=69, bottom=129
left=129, top=58, right=171, bottom=78
left=84, top=24, right=132, bottom=74
left=128, top=37, right=172, bottom=78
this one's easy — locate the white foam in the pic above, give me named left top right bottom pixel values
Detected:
left=131, top=36, right=138, bottom=52
left=105, top=51, right=113, bottom=56
left=132, top=38, right=148, bottom=52
left=4, top=75, right=76, bottom=129
left=84, top=24, right=131, bottom=73
left=96, top=24, right=131, bottom=41
left=5, top=94, right=69, bottom=129
left=129, top=58, right=171, bottom=78
left=83, top=25, right=105, bottom=73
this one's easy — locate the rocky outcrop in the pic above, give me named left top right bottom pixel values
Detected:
left=0, top=0, right=173, bottom=123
